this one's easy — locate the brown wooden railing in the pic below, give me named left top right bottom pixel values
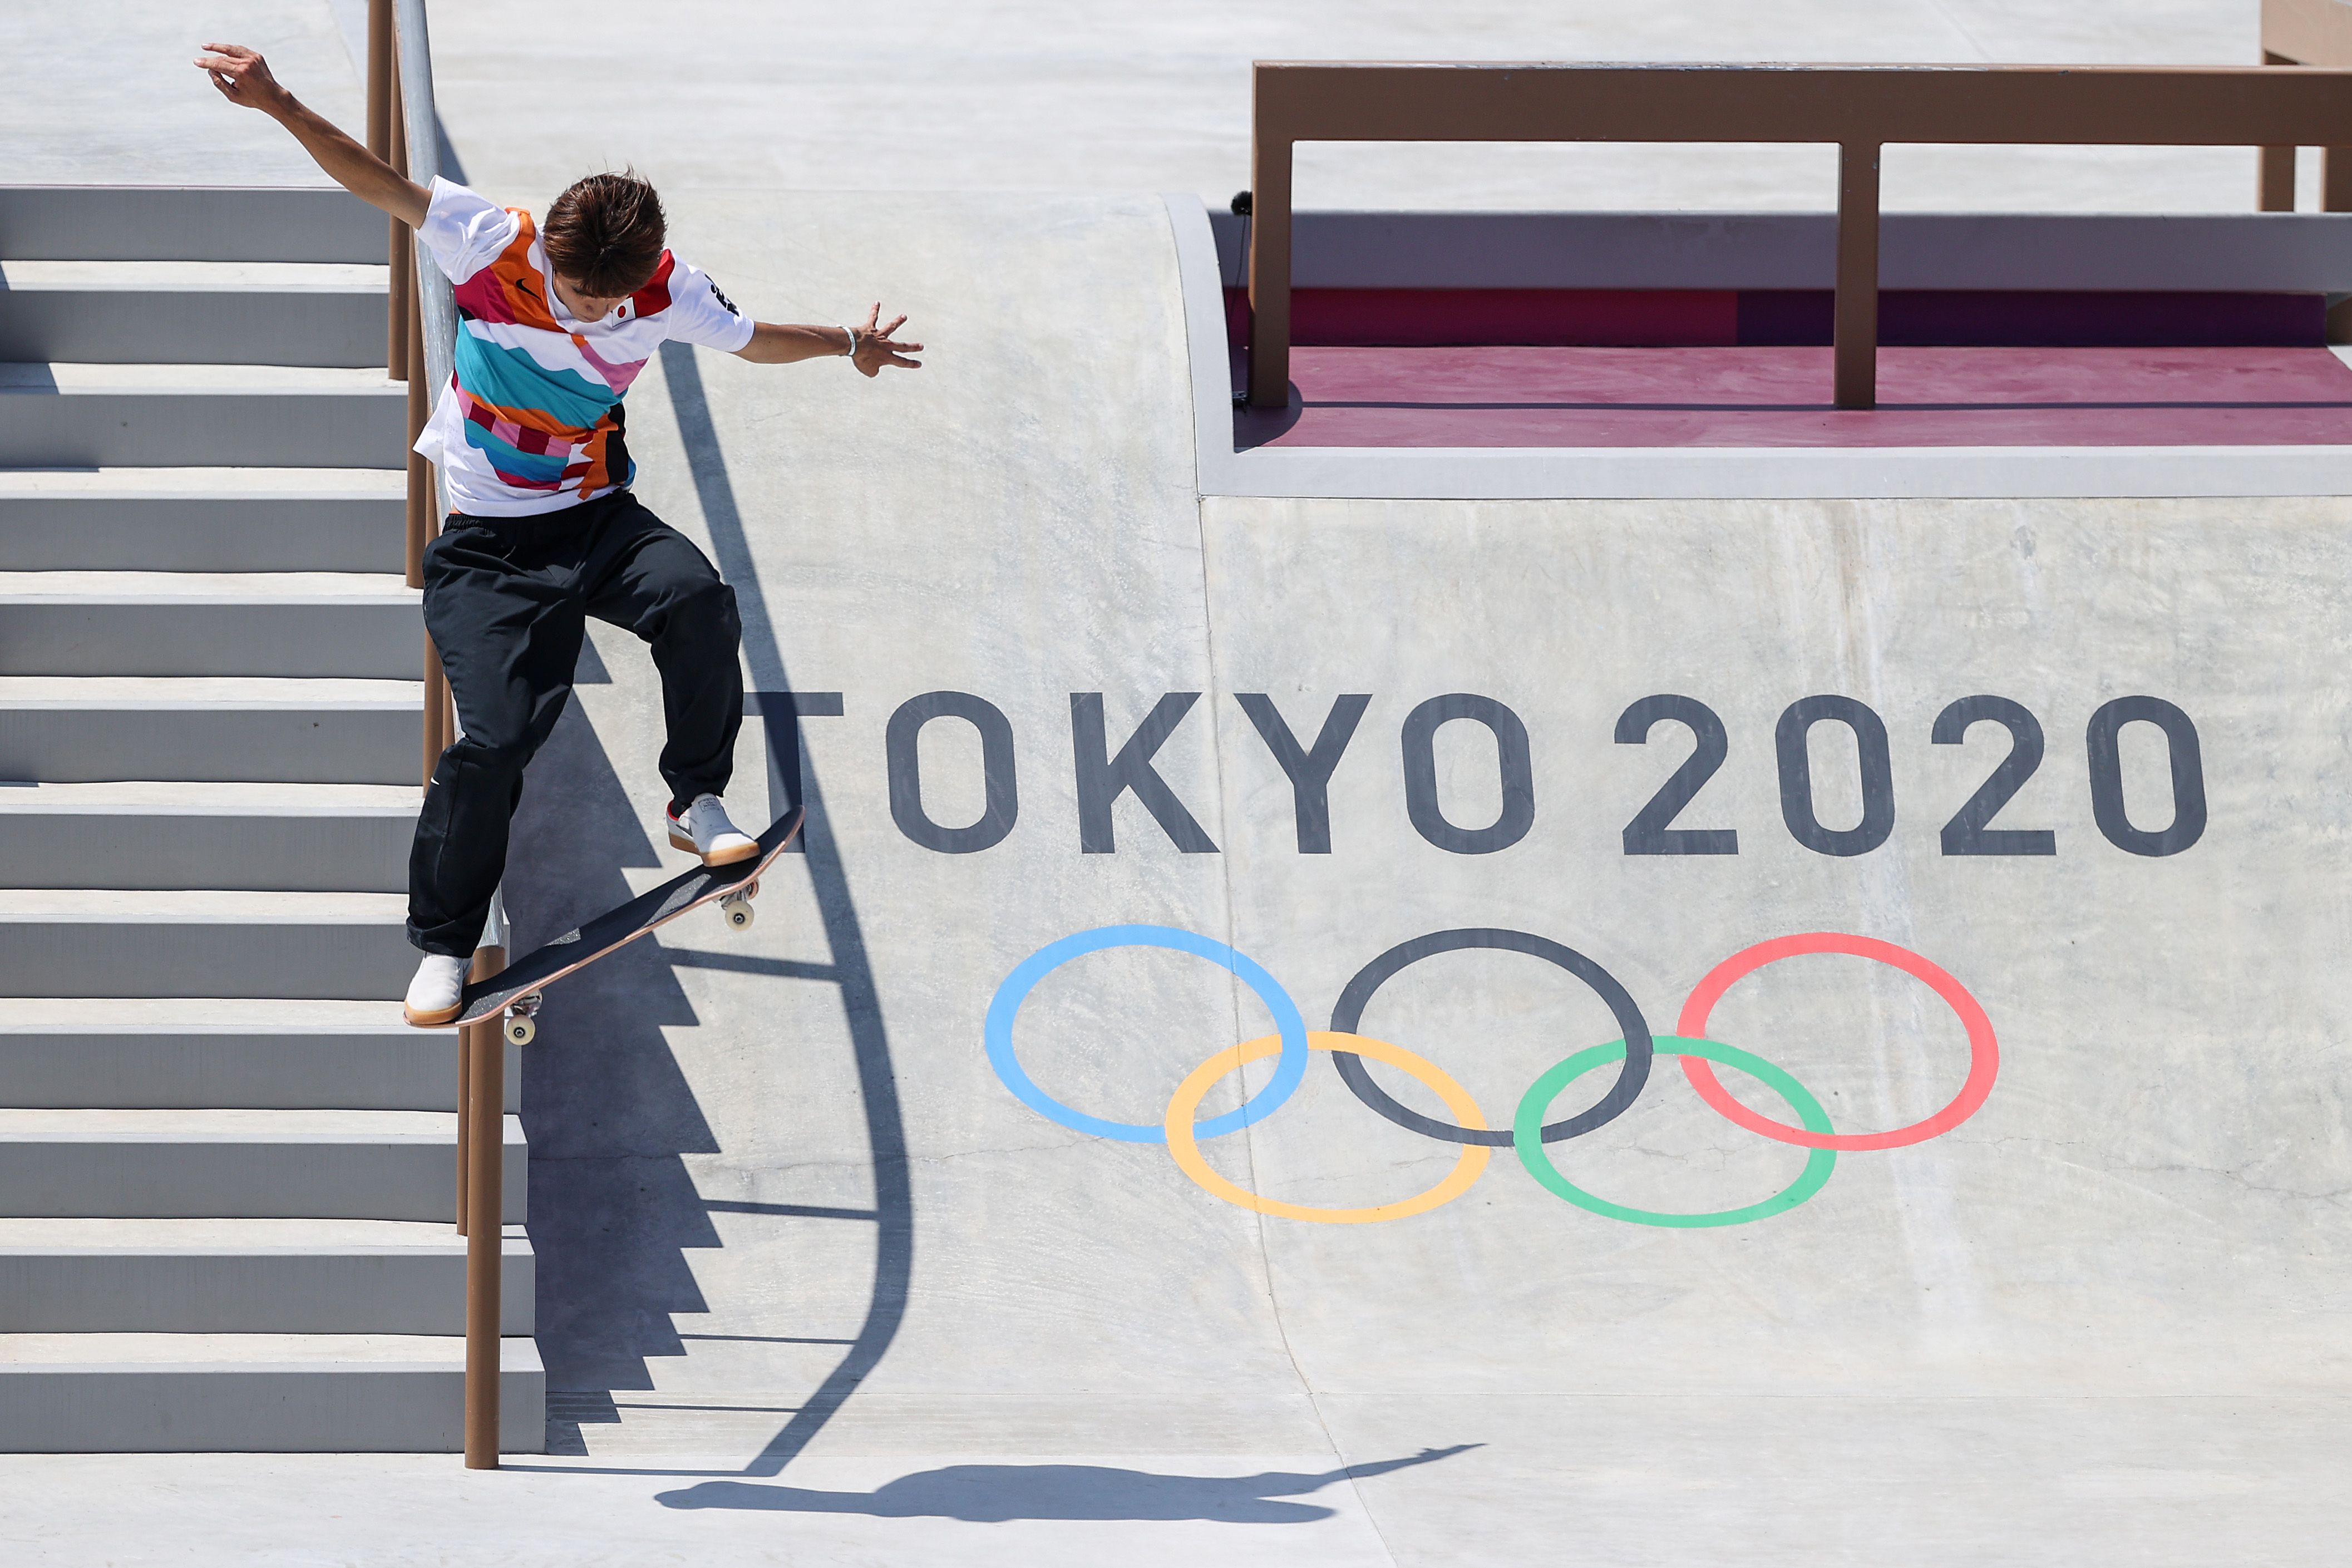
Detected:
left=2264, top=0, right=2352, bottom=208
left=365, top=0, right=508, bottom=1472
left=1244, top=62, right=2352, bottom=412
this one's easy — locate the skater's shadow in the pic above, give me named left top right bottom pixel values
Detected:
left=654, top=1445, right=1477, bottom=1522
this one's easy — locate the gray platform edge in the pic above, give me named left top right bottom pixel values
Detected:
left=0, top=491, right=407, bottom=573
left=0, top=389, right=408, bottom=470
left=0, top=1349, right=543, bottom=1453
left=1171, top=196, right=2352, bottom=500
left=0, top=921, right=421, bottom=1000
left=0, top=706, right=423, bottom=787
left=0, top=601, right=423, bottom=679
left=0, top=287, right=392, bottom=369
left=0, top=1034, right=516, bottom=1112
left=0, top=188, right=387, bottom=263
left=0, top=1130, right=526, bottom=1222
left=0, top=1241, right=534, bottom=1334
left=0, top=810, right=412, bottom=891
left=1202, top=206, right=2352, bottom=291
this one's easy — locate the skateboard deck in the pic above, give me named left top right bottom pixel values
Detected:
left=454, top=806, right=805, bottom=1035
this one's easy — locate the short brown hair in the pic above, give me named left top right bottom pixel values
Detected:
left=541, top=171, right=667, bottom=297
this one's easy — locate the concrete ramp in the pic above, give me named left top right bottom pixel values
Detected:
left=486, top=192, right=2351, bottom=1562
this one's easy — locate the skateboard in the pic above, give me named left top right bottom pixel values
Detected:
left=454, top=806, right=806, bottom=1045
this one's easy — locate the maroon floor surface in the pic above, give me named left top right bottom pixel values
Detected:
left=1238, top=346, right=2352, bottom=449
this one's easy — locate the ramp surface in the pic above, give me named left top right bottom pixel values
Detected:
left=465, top=193, right=2348, bottom=1563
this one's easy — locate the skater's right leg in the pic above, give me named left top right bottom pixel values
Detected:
left=403, top=516, right=588, bottom=1024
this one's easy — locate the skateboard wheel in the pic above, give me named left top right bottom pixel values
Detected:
left=726, top=901, right=755, bottom=931
left=505, top=1014, right=536, bottom=1046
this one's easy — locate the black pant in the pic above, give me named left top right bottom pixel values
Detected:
left=407, top=490, right=743, bottom=956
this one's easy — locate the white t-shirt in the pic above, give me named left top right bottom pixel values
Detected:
left=412, top=177, right=754, bottom=516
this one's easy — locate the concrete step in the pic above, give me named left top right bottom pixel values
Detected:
left=0, top=572, right=422, bottom=678
left=0, top=262, right=390, bottom=367
left=0, top=998, right=511, bottom=1112
left=0, top=888, right=413, bottom=999
left=0, top=675, right=422, bottom=784
left=0, top=1219, right=532, bottom=1334
left=0, top=469, right=406, bottom=572
left=0, top=782, right=417, bottom=891
left=0, top=186, right=387, bottom=264
left=0, top=1110, right=525, bottom=1222
left=0, top=1333, right=544, bottom=1453
left=0, top=363, right=406, bottom=468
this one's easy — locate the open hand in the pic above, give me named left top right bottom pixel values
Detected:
left=194, top=42, right=290, bottom=114
left=852, top=303, right=924, bottom=377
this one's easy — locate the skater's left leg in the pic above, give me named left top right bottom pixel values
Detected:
left=580, top=492, right=753, bottom=860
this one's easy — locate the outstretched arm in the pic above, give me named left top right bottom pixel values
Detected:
left=195, top=42, right=427, bottom=228
left=737, top=303, right=924, bottom=377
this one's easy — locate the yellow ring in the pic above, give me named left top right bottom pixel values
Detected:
left=1163, top=1031, right=1491, bottom=1225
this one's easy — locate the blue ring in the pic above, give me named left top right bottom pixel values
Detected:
left=985, top=924, right=1310, bottom=1143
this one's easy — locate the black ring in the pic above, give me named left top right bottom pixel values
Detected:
left=1329, top=929, right=1654, bottom=1147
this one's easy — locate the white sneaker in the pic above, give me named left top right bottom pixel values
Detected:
left=403, top=951, right=470, bottom=1027
left=667, top=793, right=760, bottom=866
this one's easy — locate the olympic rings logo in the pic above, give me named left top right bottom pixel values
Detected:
left=984, top=925, right=1999, bottom=1229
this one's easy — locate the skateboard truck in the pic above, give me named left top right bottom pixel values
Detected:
left=719, top=879, right=759, bottom=931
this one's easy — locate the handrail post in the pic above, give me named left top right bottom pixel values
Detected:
left=368, top=0, right=408, bottom=380
left=462, top=944, right=506, bottom=1469
left=364, top=0, right=391, bottom=162
left=1833, top=141, right=1882, bottom=411
left=1245, top=76, right=1293, bottom=410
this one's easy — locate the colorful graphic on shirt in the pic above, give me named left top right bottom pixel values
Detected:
left=412, top=179, right=753, bottom=516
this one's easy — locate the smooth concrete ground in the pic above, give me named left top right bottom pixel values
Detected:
left=10, top=3, right=2352, bottom=1564
left=418, top=0, right=2300, bottom=212
left=13, top=1, right=2333, bottom=211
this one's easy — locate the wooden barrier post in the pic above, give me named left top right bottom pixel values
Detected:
left=1245, top=97, right=1293, bottom=409
left=403, top=258, right=430, bottom=590
left=369, top=0, right=409, bottom=379
left=1833, top=142, right=1883, bottom=411
left=2262, top=52, right=2301, bottom=210
left=387, top=53, right=413, bottom=383
left=463, top=946, right=506, bottom=1468
left=455, top=946, right=496, bottom=1232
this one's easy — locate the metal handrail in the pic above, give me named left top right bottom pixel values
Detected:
left=369, top=0, right=507, bottom=1473
left=1244, top=61, right=2352, bottom=412
left=393, top=1, right=455, bottom=400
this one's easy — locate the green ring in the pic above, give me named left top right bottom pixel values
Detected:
left=1513, top=1036, right=1838, bottom=1229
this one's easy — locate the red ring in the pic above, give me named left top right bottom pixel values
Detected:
left=1675, top=932, right=1998, bottom=1152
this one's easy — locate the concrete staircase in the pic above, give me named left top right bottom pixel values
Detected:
left=0, top=188, right=541, bottom=1451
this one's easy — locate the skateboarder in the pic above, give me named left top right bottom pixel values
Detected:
left=196, top=43, right=923, bottom=1026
